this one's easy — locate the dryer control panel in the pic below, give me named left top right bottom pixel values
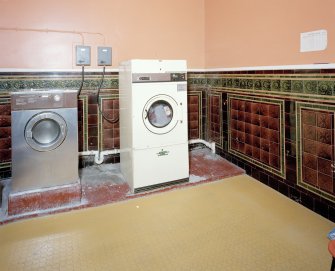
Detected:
left=132, top=73, right=187, bottom=83
left=170, top=73, right=186, bottom=81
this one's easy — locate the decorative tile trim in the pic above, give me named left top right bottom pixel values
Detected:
left=0, top=97, right=10, bottom=103
left=0, top=74, right=119, bottom=94
left=187, top=74, right=207, bottom=87
left=227, top=94, right=286, bottom=178
left=0, top=162, right=10, bottom=170
left=296, top=102, right=335, bottom=203
left=188, top=74, right=335, bottom=102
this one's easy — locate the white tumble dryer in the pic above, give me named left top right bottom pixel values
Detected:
left=119, top=59, right=189, bottom=192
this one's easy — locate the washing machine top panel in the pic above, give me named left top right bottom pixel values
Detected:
left=11, top=89, right=77, bottom=110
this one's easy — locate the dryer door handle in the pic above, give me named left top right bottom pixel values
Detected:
left=144, top=109, right=148, bottom=119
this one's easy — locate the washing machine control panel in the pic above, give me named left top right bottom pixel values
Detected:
left=11, top=90, right=78, bottom=111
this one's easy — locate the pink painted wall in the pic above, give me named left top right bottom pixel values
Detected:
left=205, top=0, right=335, bottom=68
left=0, top=0, right=205, bottom=69
left=1, top=1, right=334, bottom=70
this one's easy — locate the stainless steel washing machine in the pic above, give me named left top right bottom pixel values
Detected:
left=11, top=89, right=79, bottom=194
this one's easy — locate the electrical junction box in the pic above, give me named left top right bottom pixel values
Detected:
left=98, top=47, right=112, bottom=66
left=76, top=45, right=91, bottom=66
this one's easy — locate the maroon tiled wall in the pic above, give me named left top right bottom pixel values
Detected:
left=188, top=94, right=200, bottom=139
left=230, top=99, right=281, bottom=169
left=87, top=95, right=99, bottom=151
left=302, top=109, right=334, bottom=194
left=208, top=95, right=221, bottom=145
left=0, top=101, right=11, bottom=166
left=79, top=95, right=120, bottom=151
left=102, top=98, right=120, bottom=150
left=78, top=99, right=84, bottom=152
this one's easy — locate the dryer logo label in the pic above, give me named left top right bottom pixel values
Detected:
left=157, top=149, right=169, bottom=157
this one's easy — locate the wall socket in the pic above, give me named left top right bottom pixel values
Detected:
left=76, top=45, right=91, bottom=66
left=97, top=47, right=112, bottom=66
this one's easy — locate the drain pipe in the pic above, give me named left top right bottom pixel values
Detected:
left=79, top=149, right=120, bottom=164
left=79, top=139, right=215, bottom=164
left=188, top=139, right=216, bottom=154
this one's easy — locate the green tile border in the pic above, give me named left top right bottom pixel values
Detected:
left=0, top=97, right=10, bottom=103
left=0, top=74, right=119, bottom=93
left=227, top=94, right=286, bottom=178
left=296, top=102, right=335, bottom=203
left=188, top=74, right=335, bottom=102
left=0, top=162, right=10, bottom=170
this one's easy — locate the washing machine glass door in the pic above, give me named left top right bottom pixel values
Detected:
left=25, top=112, right=67, bottom=152
left=143, top=95, right=178, bottom=134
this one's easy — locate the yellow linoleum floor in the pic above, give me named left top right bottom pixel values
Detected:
left=0, top=174, right=334, bottom=271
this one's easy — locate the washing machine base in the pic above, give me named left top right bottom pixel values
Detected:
left=8, top=181, right=81, bottom=216
left=121, top=143, right=190, bottom=193
left=134, top=177, right=189, bottom=194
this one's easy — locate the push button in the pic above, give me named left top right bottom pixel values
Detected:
left=54, top=95, right=61, bottom=102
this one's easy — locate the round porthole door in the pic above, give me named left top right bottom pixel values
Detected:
left=143, top=95, right=179, bottom=134
left=25, top=112, right=67, bottom=152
